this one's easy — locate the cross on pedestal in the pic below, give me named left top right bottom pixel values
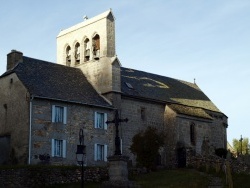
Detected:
left=106, top=110, right=128, bottom=155
left=239, top=135, right=243, bottom=155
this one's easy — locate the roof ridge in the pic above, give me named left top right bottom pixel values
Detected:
left=23, top=56, right=55, bottom=64
left=22, top=56, right=81, bottom=70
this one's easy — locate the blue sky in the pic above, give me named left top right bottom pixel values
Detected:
left=0, top=0, right=249, bottom=144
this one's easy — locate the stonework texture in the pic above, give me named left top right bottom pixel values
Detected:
left=31, top=99, right=113, bottom=166
left=0, top=73, right=30, bottom=164
left=0, top=9, right=228, bottom=168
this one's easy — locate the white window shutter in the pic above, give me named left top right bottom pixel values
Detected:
left=62, top=140, right=67, bottom=158
left=104, top=145, right=108, bottom=162
left=94, top=144, right=97, bottom=161
left=51, top=139, right=55, bottom=157
left=120, top=139, right=123, bottom=154
left=104, top=113, right=108, bottom=130
left=52, top=105, right=55, bottom=123
left=63, top=107, right=67, bottom=124
left=94, top=112, right=98, bottom=128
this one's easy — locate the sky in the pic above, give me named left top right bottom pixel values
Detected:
left=0, top=0, right=249, bottom=144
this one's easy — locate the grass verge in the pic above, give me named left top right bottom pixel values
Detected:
left=135, top=169, right=208, bottom=188
left=232, top=173, right=250, bottom=188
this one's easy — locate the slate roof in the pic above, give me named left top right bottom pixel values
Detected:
left=121, top=67, right=222, bottom=116
left=167, top=104, right=213, bottom=120
left=2, top=57, right=112, bottom=108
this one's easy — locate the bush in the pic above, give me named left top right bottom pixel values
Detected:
left=130, top=126, right=164, bottom=170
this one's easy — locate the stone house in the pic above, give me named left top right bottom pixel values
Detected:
left=0, top=9, right=228, bottom=167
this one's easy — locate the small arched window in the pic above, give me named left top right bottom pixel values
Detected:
left=75, top=42, right=80, bottom=64
left=92, top=34, right=100, bottom=60
left=84, top=38, right=90, bottom=62
left=66, top=46, right=71, bottom=66
left=190, top=123, right=195, bottom=145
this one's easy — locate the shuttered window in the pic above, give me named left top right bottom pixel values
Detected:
left=52, top=105, right=67, bottom=124
left=51, top=139, right=66, bottom=158
left=94, top=112, right=107, bottom=130
left=94, top=144, right=108, bottom=161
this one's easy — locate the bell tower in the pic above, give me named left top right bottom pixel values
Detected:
left=56, top=9, right=121, bottom=105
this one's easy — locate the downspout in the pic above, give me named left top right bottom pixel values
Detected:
left=28, top=95, right=34, bottom=164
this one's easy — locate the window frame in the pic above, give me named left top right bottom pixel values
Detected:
left=94, top=112, right=107, bottom=130
left=84, top=38, right=90, bottom=62
left=140, top=107, right=146, bottom=120
left=51, top=139, right=66, bottom=158
left=94, top=143, right=108, bottom=161
left=52, top=105, right=67, bottom=124
left=190, top=123, right=196, bottom=145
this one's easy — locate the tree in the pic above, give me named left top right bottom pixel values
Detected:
left=130, top=126, right=164, bottom=170
left=232, top=137, right=249, bottom=155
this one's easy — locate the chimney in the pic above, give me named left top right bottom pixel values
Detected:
left=7, top=50, right=23, bottom=71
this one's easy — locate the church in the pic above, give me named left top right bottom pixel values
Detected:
left=0, top=10, right=228, bottom=167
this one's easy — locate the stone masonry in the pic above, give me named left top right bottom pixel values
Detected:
left=31, top=99, right=113, bottom=166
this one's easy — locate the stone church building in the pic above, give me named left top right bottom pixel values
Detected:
left=0, top=10, right=228, bottom=167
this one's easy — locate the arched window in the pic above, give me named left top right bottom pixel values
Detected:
left=66, top=46, right=71, bottom=66
left=84, top=38, right=90, bottom=62
left=190, top=123, right=195, bottom=145
left=75, top=42, right=80, bottom=64
left=92, top=34, right=100, bottom=60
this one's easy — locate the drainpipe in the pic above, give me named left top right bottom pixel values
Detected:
left=28, top=95, right=34, bottom=164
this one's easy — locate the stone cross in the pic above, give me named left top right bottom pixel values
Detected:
left=106, top=110, right=128, bottom=155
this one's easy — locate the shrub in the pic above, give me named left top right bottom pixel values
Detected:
left=130, top=126, right=164, bottom=170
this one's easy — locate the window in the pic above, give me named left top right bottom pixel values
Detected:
left=75, top=42, right=80, bottom=64
left=125, top=82, right=133, bottom=89
left=66, top=46, right=71, bottom=66
left=51, top=139, right=66, bottom=158
left=84, top=38, right=90, bottom=62
left=92, top=34, right=100, bottom=60
left=52, top=105, right=67, bottom=124
left=94, top=144, right=107, bottom=161
left=94, top=112, right=107, bottom=129
left=190, top=123, right=195, bottom=145
left=141, top=107, right=146, bottom=120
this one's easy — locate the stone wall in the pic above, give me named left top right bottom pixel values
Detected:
left=163, top=106, right=228, bottom=167
left=121, top=97, right=165, bottom=165
left=175, top=114, right=211, bottom=154
left=57, top=11, right=115, bottom=66
left=31, top=98, right=113, bottom=166
left=0, top=166, right=108, bottom=187
left=0, top=73, right=30, bottom=164
left=207, top=111, right=227, bottom=149
left=56, top=10, right=118, bottom=95
left=187, top=153, right=250, bottom=175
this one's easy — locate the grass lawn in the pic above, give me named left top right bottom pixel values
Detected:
left=232, top=173, right=250, bottom=188
left=46, top=168, right=208, bottom=188
left=44, top=169, right=250, bottom=188
left=134, top=169, right=208, bottom=188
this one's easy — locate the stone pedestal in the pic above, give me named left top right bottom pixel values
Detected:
left=102, top=155, right=139, bottom=188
